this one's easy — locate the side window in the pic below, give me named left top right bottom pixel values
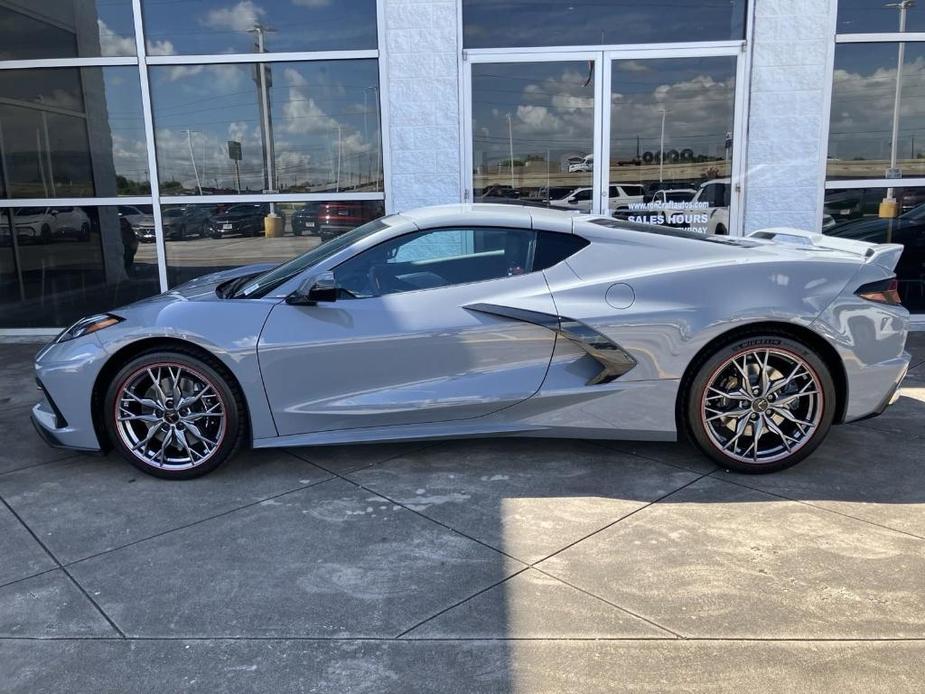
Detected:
left=533, top=232, right=589, bottom=271
left=573, top=189, right=592, bottom=202
left=336, top=227, right=535, bottom=298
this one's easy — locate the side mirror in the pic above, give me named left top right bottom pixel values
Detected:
left=286, top=271, right=338, bottom=306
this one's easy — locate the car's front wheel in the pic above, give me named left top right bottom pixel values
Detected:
left=103, top=350, right=245, bottom=479
left=685, top=334, right=835, bottom=473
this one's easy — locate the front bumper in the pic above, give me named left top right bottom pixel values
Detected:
left=31, top=405, right=101, bottom=453
left=32, top=336, right=109, bottom=452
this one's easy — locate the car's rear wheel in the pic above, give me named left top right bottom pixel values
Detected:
left=685, top=335, right=835, bottom=473
left=104, top=350, right=245, bottom=479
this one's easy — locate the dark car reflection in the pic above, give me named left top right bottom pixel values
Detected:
left=208, top=204, right=270, bottom=240
left=291, top=203, right=321, bottom=236
left=826, top=203, right=925, bottom=312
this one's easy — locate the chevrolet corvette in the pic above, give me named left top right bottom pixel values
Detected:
left=32, top=204, right=910, bottom=479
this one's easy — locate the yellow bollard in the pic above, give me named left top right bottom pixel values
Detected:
left=264, top=214, right=283, bottom=238
left=879, top=198, right=899, bottom=219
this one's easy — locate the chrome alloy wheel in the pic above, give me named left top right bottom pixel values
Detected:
left=700, top=348, right=824, bottom=465
left=113, top=363, right=227, bottom=470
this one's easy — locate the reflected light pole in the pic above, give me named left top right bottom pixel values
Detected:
left=886, top=0, right=914, bottom=202
left=184, top=129, right=203, bottom=195
left=250, top=23, right=277, bottom=217
left=363, top=85, right=380, bottom=189
left=658, top=108, right=668, bottom=183
left=506, top=113, right=515, bottom=191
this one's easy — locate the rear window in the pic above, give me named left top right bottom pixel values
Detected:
left=533, top=231, right=589, bottom=270
left=620, top=185, right=645, bottom=196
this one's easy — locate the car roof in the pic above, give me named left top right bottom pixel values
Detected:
left=398, top=203, right=579, bottom=233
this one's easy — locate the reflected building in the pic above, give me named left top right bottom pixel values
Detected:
left=1, top=1, right=924, bottom=329
left=0, top=1, right=154, bottom=327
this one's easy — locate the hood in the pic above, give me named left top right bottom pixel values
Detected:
left=133, top=214, right=156, bottom=227
left=126, top=263, right=277, bottom=306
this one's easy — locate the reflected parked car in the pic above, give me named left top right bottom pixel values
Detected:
left=291, top=203, right=322, bottom=236
left=549, top=187, right=593, bottom=210
left=568, top=154, right=593, bottom=173
left=316, top=202, right=383, bottom=242
left=825, top=203, right=925, bottom=312
left=549, top=184, right=645, bottom=213
left=208, top=204, right=269, bottom=239
left=479, top=184, right=521, bottom=199
left=823, top=189, right=882, bottom=221
left=118, top=205, right=152, bottom=229
left=131, top=215, right=157, bottom=243
left=0, top=207, right=91, bottom=243
left=162, top=206, right=211, bottom=240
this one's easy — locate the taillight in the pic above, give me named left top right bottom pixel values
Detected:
left=856, top=277, right=902, bottom=306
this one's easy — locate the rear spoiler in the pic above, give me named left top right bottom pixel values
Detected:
left=748, top=227, right=904, bottom=271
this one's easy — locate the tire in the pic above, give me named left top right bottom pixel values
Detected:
left=714, top=224, right=728, bottom=236
left=684, top=334, right=835, bottom=474
left=40, top=224, right=52, bottom=243
left=103, top=349, right=246, bottom=479
left=79, top=223, right=90, bottom=241
left=211, top=230, right=222, bottom=240
left=293, top=228, right=302, bottom=237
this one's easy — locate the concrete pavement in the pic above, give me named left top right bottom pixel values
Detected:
left=1, top=335, right=923, bottom=692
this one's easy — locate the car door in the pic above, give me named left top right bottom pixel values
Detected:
left=258, top=226, right=558, bottom=436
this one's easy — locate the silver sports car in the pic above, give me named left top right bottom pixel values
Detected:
left=32, top=204, right=910, bottom=479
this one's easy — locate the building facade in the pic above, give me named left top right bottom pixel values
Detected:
left=1, top=0, right=923, bottom=332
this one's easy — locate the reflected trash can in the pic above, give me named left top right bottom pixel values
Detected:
left=264, top=213, right=283, bottom=238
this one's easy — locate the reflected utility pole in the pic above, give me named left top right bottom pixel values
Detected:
left=184, top=129, right=203, bottom=194
left=886, top=0, right=914, bottom=201
left=506, top=113, right=515, bottom=190
left=658, top=108, right=668, bottom=183
left=250, top=24, right=277, bottom=215
left=363, top=85, right=380, bottom=190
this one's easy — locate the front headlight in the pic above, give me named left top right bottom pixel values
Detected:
left=57, top=314, right=122, bottom=343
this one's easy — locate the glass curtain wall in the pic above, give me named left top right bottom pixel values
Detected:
left=826, top=1, right=925, bottom=313
left=0, top=0, right=385, bottom=328
left=464, top=1, right=747, bottom=235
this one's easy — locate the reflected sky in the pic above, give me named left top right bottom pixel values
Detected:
left=140, top=0, right=378, bottom=54
left=829, top=43, right=925, bottom=171
left=149, top=60, right=381, bottom=194
left=472, top=62, right=594, bottom=172
left=611, top=58, right=735, bottom=163
left=463, top=0, right=746, bottom=49
left=471, top=59, right=735, bottom=171
left=838, top=1, right=925, bottom=34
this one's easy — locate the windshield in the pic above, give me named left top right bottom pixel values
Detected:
left=235, top=216, right=393, bottom=298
